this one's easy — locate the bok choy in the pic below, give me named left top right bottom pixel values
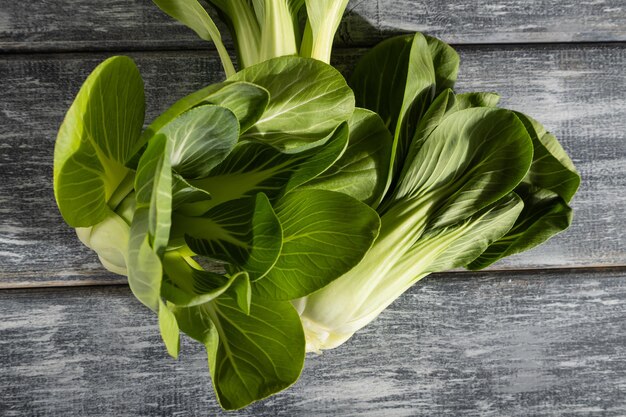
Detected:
left=53, top=0, right=579, bottom=410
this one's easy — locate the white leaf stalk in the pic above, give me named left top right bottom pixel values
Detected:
left=208, top=0, right=350, bottom=68
left=293, top=198, right=434, bottom=352
left=301, top=0, right=350, bottom=63
left=76, top=189, right=136, bottom=276
left=295, top=193, right=524, bottom=353
left=259, top=0, right=299, bottom=63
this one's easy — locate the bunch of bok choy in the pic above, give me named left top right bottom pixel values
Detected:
left=53, top=0, right=579, bottom=410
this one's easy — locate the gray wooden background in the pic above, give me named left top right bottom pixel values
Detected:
left=1, top=1, right=625, bottom=415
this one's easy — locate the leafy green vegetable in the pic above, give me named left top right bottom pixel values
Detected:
left=127, top=134, right=171, bottom=311
left=173, top=296, right=305, bottom=410
left=181, top=193, right=282, bottom=280
left=232, top=56, right=355, bottom=151
left=160, top=104, right=239, bottom=179
left=301, top=108, right=392, bottom=207
left=189, top=122, right=349, bottom=208
left=467, top=113, right=580, bottom=269
left=300, top=0, right=351, bottom=62
left=297, top=106, right=534, bottom=351
left=253, top=188, right=380, bottom=300
left=350, top=33, right=459, bottom=191
left=54, top=56, right=144, bottom=228
left=54, top=1, right=580, bottom=408
left=294, top=33, right=579, bottom=355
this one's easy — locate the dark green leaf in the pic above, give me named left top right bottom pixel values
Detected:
left=173, top=296, right=305, bottom=410
left=161, top=251, right=250, bottom=308
left=390, top=108, right=533, bottom=230
left=253, top=189, right=380, bottom=300
left=425, top=35, right=460, bottom=94
left=517, top=113, right=580, bottom=202
left=467, top=185, right=574, bottom=270
left=187, top=123, right=349, bottom=208
left=350, top=33, right=438, bottom=174
left=302, top=108, right=392, bottom=207
left=181, top=193, right=282, bottom=280
left=466, top=113, right=580, bottom=269
left=422, top=193, right=524, bottom=272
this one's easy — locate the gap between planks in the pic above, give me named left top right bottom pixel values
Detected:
left=1, top=41, right=625, bottom=58
left=2, top=265, right=625, bottom=291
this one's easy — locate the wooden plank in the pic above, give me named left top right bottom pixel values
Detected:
left=1, top=268, right=625, bottom=416
left=1, top=44, right=624, bottom=287
left=1, top=0, right=625, bottom=52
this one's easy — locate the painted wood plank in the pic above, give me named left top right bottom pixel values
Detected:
left=1, top=268, right=625, bottom=416
left=0, top=0, right=625, bottom=53
left=1, top=44, right=624, bottom=287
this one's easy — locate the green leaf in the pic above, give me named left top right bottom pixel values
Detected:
left=140, top=81, right=269, bottom=152
left=134, top=135, right=172, bottom=255
left=128, top=207, right=163, bottom=312
left=420, top=193, right=524, bottom=273
left=127, top=134, right=172, bottom=311
left=227, top=274, right=252, bottom=315
left=400, top=89, right=503, bottom=171
left=172, top=173, right=212, bottom=210
left=350, top=34, right=416, bottom=129
left=188, top=122, right=349, bottom=208
left=467, top=187, right=573, bottom=270
left=425, top=35, right=460, bottom=94
left=456, top=92, right=501, bottom=109
left=302, top=108, right=392, bottom=207
left=253, top=189, right=380, bottom=300
left=173, top=296, right=305, bottom=410
left=162, top=251, right=251, bottom=307
left=54, top=56, right=145, bottom=227
left=466, top=114, right=580, bottom=269
left=390, top=108, right=533, bottom=229
left=158, top=299, right=180, bottom=358
left=516, top=113, right=580, bottom=202
left=151, top=0, right=235, bottom=76
left=399, top=88, right=501, bottom=177
left=350, top=33, right=437, bottom=171
left=231, top=56, right=355, bottom=151
left=403, top=89, right=458, bottom=160
left=181, top=194, right=283, bottom=280
left=204, top=82, right=270, bottom=132
left=160, top=105, right=239, bottom=179
left=141, top=84, right=219, bottom=145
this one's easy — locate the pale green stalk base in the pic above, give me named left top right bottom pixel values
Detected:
left=295, top=198, right=434, bottom=352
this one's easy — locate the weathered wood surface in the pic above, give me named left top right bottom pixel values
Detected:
left=1, top=268, right=624, bottom=416
left=1, top=0, right=625, bottom=53
left=1, top=44, right=624, bottom=287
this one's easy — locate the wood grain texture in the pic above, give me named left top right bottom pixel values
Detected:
left=0, top=0, right=625, bottom=52
left=1, top=268, right=624, bottom=416
left=1, top=44, right=624, bottom=287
